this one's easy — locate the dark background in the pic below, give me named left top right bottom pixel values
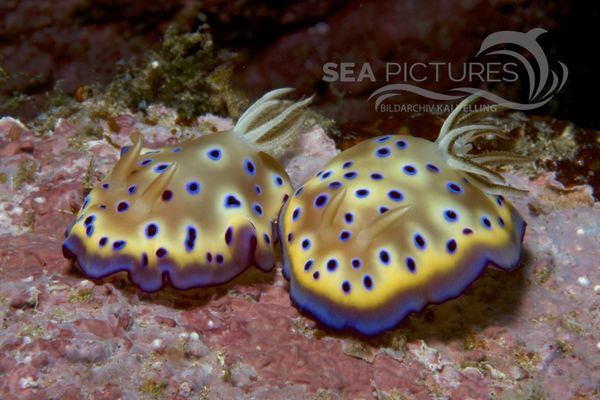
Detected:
left=0, top=0, right=597, bottom=129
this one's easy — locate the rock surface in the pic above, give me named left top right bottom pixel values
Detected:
left=0, top=106, right=598, bottom=399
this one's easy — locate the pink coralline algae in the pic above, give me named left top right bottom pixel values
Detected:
left=0, top=106, right=598, bottom=399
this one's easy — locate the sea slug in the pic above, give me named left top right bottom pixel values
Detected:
left=63, top=88, right=312, bottom=291
left=279, top=95, right=529, bottom=335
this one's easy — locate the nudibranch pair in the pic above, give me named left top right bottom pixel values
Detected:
left=63, top=88, right=312, bottom=291
left=63, top=89, right=528, bottom=336
left=278, top=95, right=528, bottom=335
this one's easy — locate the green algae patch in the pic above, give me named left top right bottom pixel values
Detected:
left=14, top=159, right=37, bottom=190
left=68, top=288, right=93, bottom=304
left=0, top=66, right=31, bottom=115
left=103, top=26, right=245, bottom=121
left=25, top=25, right=245, bottom=139
left=139, top=379, right=168, bottom=399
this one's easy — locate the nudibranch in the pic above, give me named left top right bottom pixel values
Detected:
left=279, top=95, right=529, bottom=335
left=63, top=88, right=312, bottom=291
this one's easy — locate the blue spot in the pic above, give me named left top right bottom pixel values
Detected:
left=255, top=184, right=262, bottom=195
left=287, top=232, right=293, bottom=243
left=395, top=139, right=408, bottom=149
left=463, top=228, right=473, bottom=235
left=426, top=163, right=440, bottom=173
left=244, top=159, right=256, bottom=176
left=315, top=170, right=323, bottom=177
left=314, top=194, right=329, bottom=208
left=97, top=205, right=107, bottom=209
left=403, top=164, right=417, bottom=175
left=207, top=148, right=222, bottom=160
left=98, top=237, right=108, bottom=247
left=144, top=150, right=161, bottom=155
left=216, top=254, right=224, bottom=264
left=342, top=281, right=351, bottom=294
left=301, top=238, right=311, bottom=251
left=376, top=135, right=391, bottom=143
left=351, top=258, right=361, bottom=269
left=344, top=213, right=354, bottom=224
left=328, top=181, right=343, bottom=189
left=141, top=253, right=149, bottom=267
left=342, top=160, right=353, bottom=169
left=375, top=147, right=391, bottom=158
left=370, top=172, right=384, bottom=180
left=339, top=230, right=351, bottom=242
left=145, top=223, right=158, bottom=238
left=355, top=188, right=369, bottom=198
left=363, top=275, right=374, bottom=290
left=162, top=190, right=173, bottom=202
left=253, top=202, right=263, bottom=216
left=172, top=146, right=182, bottom=153
left=313, top=271, right=320, bottom=280
left=496, top=195, right=505, bottom=207
left=225, top=227, right=233, bottom=245
left=153, top=163, right=169, bottom=173
left=263, top=233, right=271, bottom=244
left=406, top=257, right=416, bottom=272
left=481, top=216, right=492, bottom=229
left=273, top=175, right=284, bottom=186
left=185, top=226, right=197, bottom=252
left=113, top=240, right=126, bottom=251
left=444, top=209, right=458, bottom=222
left=498, top=217, right=505, bottom=227
left=379, top=206, right=389, bottom=214
left=343, top=171, right=357, bottom=180
left=206, top=252, right=213, bottom=263
left=224, top=194, right=242, bottom=208
left=140, top=158, right=153, bottom=166
left=292, top=207, right=301, bottom=221
left=101, top=183, right=109, bottom=190
left=82, top=196, right=90, bottom=210
left=120, top=146, right=130, bottom=156
left=446, top=239, right=457, bottom=254
left=388, top=189, right=404, bottom=202
left=304, top=259, right=314, bottom=271
left=127, top=185, right=137, bottom=195
left=85, top=225, right=94, bottom=237
left=379, top=249, right=390, bottom=265
left=414, top=233, right=426, bottom=250
left=186, top=181, right=201, bottom=195
left=156, top=247, right=167, bottom=258
left=326, top=259, right=338, bottom=272
left=294, top=186, right=304, bottom=196
left=117, top=201, right=129, bottom=213
left=320, top=171, right=332, bottom=180
left=447, top=182, right=464, bottom=194
left=84, top=215, right=95, bottom=226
